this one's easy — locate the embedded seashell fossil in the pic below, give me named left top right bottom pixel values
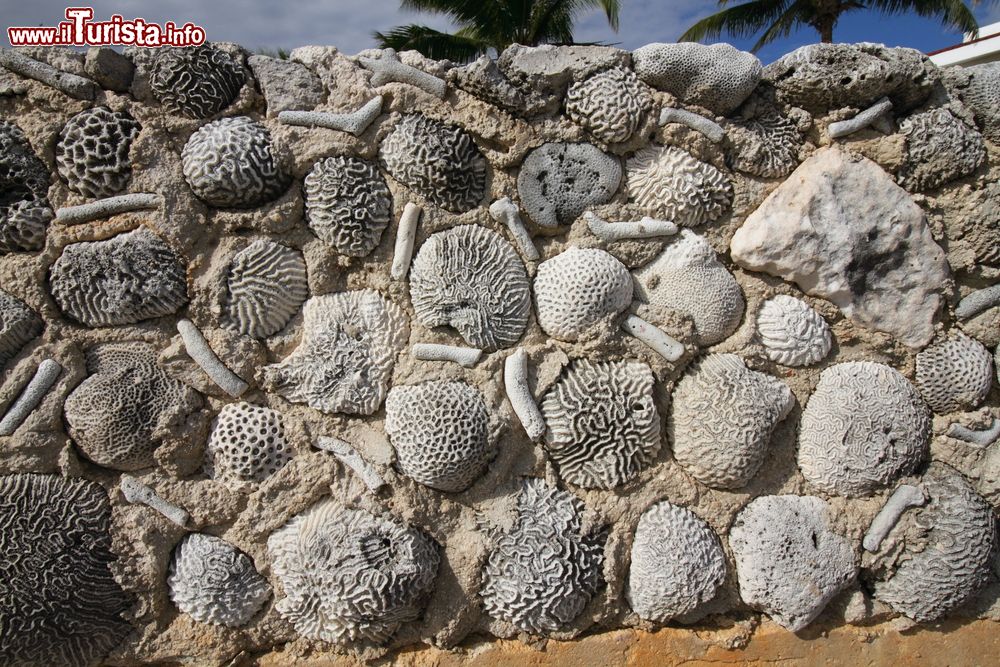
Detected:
left=55, top=107, right=141, bottom=198
left=872, top=463, right=997, bottom=622
left=914, top=331, right=993, bottom=414
left=726, top=108, right=805, bottom=179
left=168, top=533, right=270, bottom=627
left=0, top=288, right=42, bottom=369
left=517, top=142, right=622, bottom=228
left=0, top=474, right=131, bottom=667
left=540, top=358, right=660, bottom=489
left=626, top=501, right=726, bottom=622
left=730, top=494, right=857, bottom=631
left=304, top=156, right=392, bottom=257
left=385, top=380, right=491, bottom=492
left=409, top=225, right=529, bottom=351
left=756, top=295, right=832, bottom=367
left=224, top=239, right=308, bottom=338
left=633, top=230, right=745, bottom=345
left=0, top=121, right=52, bottom=254
left=798, top=362, right=931, bottom=497
left=205, top=402, right=291, bottom=486
left=480, top=478, right=605, bottom=634
left=533, top=247, right=632, bottom=342
left=148, top=45, right=245, bottom=119
left=64, top=343, right=202, bottom=471
left=626, top=145, right=733, bottom=227
left=379, top=113, right=487, bottom=213
left=669, top=354, right=794, bottom=489
left=261, top=290, right=408, bottom=415
left=182, top=116, right=290, bottom=208
left=267, top=500, right=439, bottom=644
left=48, top=227, right=188, bottom=327
left=565, top=67, right=653, bottom=143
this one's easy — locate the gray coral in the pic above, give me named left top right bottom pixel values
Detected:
left=962, top=62, right=1000, bottom=143
left=304, top=156, right=392, bottom=257
left=0, top=289, right=42, bottom=369
left=540, top=359, right=660, bottom=489
left=379, top=113, right=487, bottom=213
left=55, top=107, right=140, bottom=198
left=385, top=380, right=491, bottom=492
left=224, top=239, right=308, bottom=338
left=148, top=45, right=245, bottom=118
left=565, top=67, right=653, bottom=143
left=517, top=143, right=622, bottom=228
left=915, top=331, right=993, bottom=414
left=205, top=402, right=291, bottom=486
left=725, top=108, right=805, bottom=178
left=626, top=145, right=733, bottom=226
left=897, top=107, right=985, bottom=192
left=0, top=121, right=52, bottom=254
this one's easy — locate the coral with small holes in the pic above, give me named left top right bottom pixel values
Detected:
left=914, top=331, right=993, bottom=414
left=517, top=143, right=622, bottom=228
left=55, top=107, right=141, bottom=198
left=304, top=156, right=392, bottom=257
left=148, top=45, right=244, bottom=119
left=205, top=402, right=291, bottom=487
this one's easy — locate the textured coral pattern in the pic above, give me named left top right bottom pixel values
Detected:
left=798, top=362, right=930, bottom=497
left=897, top=108, right=985, bottom=192
left=182, top=116, right=289, bottom=208
left=914, top=332, right=993, bottom=414
left=55, top=107, right=140, bottom=198
left=379, top=114, right=486, bottom=213
left=262, top=290, right=408, bottom=415
left=64, top=343, right=202, bottom=471
left=541, top=359, right=660, bottom=489
left=0, top=288, right=41, bottom=368
left=726, top=109, right=804, bottom=178
left=304, top=156, right=392, bottom=257
left=626, top=502, right=726, bottom=622
left=565, top=67, right=652, bottom=143
left=267, top=501, right=439, bottom=644
left=517, top=143, right=622, bottom=227
left=168, top=533, right=270, bottom=627
left=225, top=239, right=308, bottom=338
left=626, top=145, right=733, bottom=226
left=962, top=63, right=1000, bottom=143
left=669, top=354, right=794, bottom=489
left=49, top=227, right=188, bottom=327
left=409, top=225, right=529, bottom=351
left=481, top=478, right=605, bottom=634
left=205, top=402, right=291, bottom=486
left=385, top=380, right=491, bottom=492
left=756, top=295, right=832, bottom=367
left=533, top=248, right=633, bottom=342
left=148, top=45, right=244, bottom=119
left=0, top=121, right=52, bottom=253
left=0, top=474, right=131, bottom=667
left=872, top=464, right=997, bottom=622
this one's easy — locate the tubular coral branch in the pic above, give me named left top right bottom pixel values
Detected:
left=316, top=436, right=385, bottom=491
left=359, top=49, right=446, bottom=98
left=278, top=96, right=383, bottom=136
left=412, top=343, right=482, bottom=367
left=489, top=197, right=539, bottom=261
left=621, top=314, right=685, bottom=362
left=658, top=107, right=725, bottom=143
left=55, top=193, right=161, bottom=225
left=391, top=203, right=422, bottom=280
left=863, top=484, right=925, bottom=552
left=0, top=359, right=61, bottom=436
left=0, top=48, right=96, bottom=99
left=120, top=474, right=190, bottom=527
left=504, top=348, right=546, bottom=442
left=177, top=319, right=249, bottom=398
left=585, top=211, right=679, bottom=242
left=828, top=97, right=893, bottom=139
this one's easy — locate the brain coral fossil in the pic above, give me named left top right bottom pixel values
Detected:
left=409, top=225, right=530, bottom=351
left=267, top=500, right=440, bottom=644
left=633, top=230, right=745, bottom=346
left=168, top=533, right=271, bottom=627
left=261, top=290, right=409, bottom=415
left=0, top=288, right=42, bottom=369
left=626, top=145, right=733, bottom=226
left=0, top=120, right=52, bottom=254
left=480, top=478, right=605, bottom=635
left=517, top=142, right=622, bottom=228
left=48, top=227, right=188, bottom=327
left=914, top=331, right=993, bottom=414
left=725, top=108, right=805, bottom=179
left=378, top=113, right=487, bottom=213
left=871, top=463, right=997, bottom=623
left=385, top=380, right=492, bottom=492
left=0, top=474, right=131, bottom=667
left=224, top=239, right=308, bottom=338
left=756, top=295, right=832, bottom=367
left=669, top=354, right=794, bottom=489
left=205, top=402, right=291, bottom=486
left=148, top=45, right=245, bottom=119
left=64, top=343, right=202, bottom=471
left=55, top=107, right=141, bottom=198
left=304, top=156, right=393, bottom=257
left=182, top=116, right=290, bottom=208
left=626, top=501, right=726, bottom=622
left=897, top=107, right=985, bottom=192
left=565, top=67, right=653, bottom=144
left=798, top=361, right=931, bottom=497
left=540, top=358, right=661, bottom=489
left=533, top=247, right=633, bottom=342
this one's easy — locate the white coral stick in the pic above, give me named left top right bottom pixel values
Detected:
left=504, top=348, right=545, bottom=441
left=0, top=48, right=96, bottom=100
left=947, top=419, right=1000, bottom=448
left=658, top=107, right=725, bottom=143
left=315, top=436, right=385, bottom=491
left=120, top=474, right=190, bottom=527
left=585, top=211, right=679, bottom=242
left=55, top=193, right=161, bottom=225
left=412, top=342, right=482, bottom=367
left=621, top=314, right=685, bottom=362
left=863, top=484, right=925, bottom=552
left=828, top=97, right=893, bottom=139
left=956, top=285, right=1000, bottom=319
left=489, top=197, right=539, bottom=261
left=359, top=49, right=446, bottom=98
left=391, top=202, right=421, bottom=280
left=277, top=96, right=383, bottom=136
left=177, top=319, right=249, bottom=398
left=0, top=359, right=61, bottom=436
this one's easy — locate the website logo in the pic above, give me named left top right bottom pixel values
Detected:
left=7, top=7, right=206, bottom=47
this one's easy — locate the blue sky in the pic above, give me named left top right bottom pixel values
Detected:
left=2, top=0, right=999, bottom=63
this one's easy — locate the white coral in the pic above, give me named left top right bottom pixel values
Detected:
left=626, top=145, right=733, bottom=226
left=914, top=331, right=993, bottom=414
left=225, top=240, right=308, bottom=338
left=565, top=67, right=652, bottom=143
left=205, top=402, right=291, bottom=487
left=756, top=295, right=832, bottom=367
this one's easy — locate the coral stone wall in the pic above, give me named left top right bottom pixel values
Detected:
left=0, top=39, right=999, bottom=666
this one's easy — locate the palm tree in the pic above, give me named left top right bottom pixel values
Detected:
left=680, top=0, right=989, bottom=52
left=373, top=0, right=622, bottom=63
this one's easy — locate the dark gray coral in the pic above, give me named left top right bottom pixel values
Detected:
left=897, top=107, right=985, bottom=192
left=0, top=289, right=42, bottom=369
left=0, top=121, right=52, bottom=254
left=55, top=107, right=141, bottom=198
left=304, top=156, right=392, bottom=257
left=148, top=45, right=245, bottom=118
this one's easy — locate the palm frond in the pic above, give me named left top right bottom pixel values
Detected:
left=372, top=24, right=489, bottom=61
left=871, top=0, right=981, bottom=35
left=679, top=0, right=792, bottom=42
left=752, top=0, right=814, bottom=50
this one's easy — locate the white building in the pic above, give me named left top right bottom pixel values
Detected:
left=929, top=20, right=1000, bottom=66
